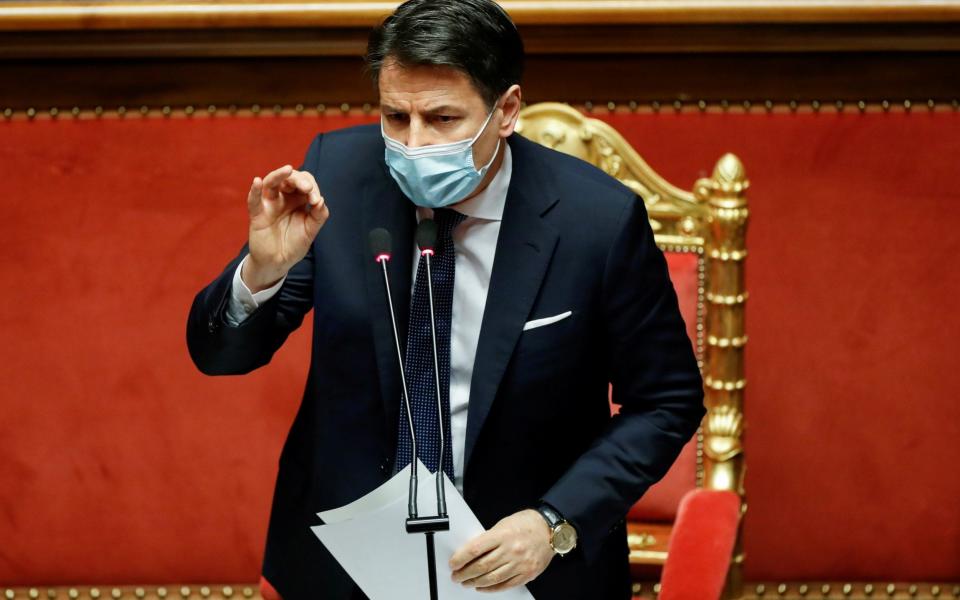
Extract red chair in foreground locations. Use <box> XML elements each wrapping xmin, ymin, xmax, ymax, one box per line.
<box><xmin>659</xmin><ymin>489</ymin><xmax>743</xmax><ymax>600</ymax></box>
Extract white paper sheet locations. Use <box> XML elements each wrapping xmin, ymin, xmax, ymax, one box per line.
<box><xmin>311</xmin><ymin>461</ymin><xmax>535</xmax><ymax>599</ymax></box>
<box><xmin>317</xmin><ymin>461</ymin><xmax>434</xmax><ymax>524</ymax></box>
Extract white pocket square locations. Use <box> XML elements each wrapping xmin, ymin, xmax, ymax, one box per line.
<box><xmin>523</xmin><ymin>310</ymin><xmax>573</xmax><ymax>331</ymax></box>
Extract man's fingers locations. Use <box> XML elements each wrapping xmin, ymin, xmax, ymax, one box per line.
<box><xmin>303</xmin><ymin>171</ymin><xmax>325</xmax><ymax>221</ymax></box>
<box><xmin>476</xmin><ymin>574</ymin><xmax>525</xmax><ymax>593</ymax></box>
<box><xmin>462</xmin><ymin>561</ymin><xmax>513</xmax><ymax>589</ymax></box>
<box><xmin>247</xmin><ymin>177</ymin><xmax>264</xmax><ymax>216</ymax></box>
<box><xmin>280</xmin><ymin>170</ymin><xmax>314</xmax><ymax>195</ymax></box>
<box><xmin>308</xmin><ymin>195</ymin><xmax>328</xmax><ymax>224</ymax></box>
<box><xmin>300</xmin><ymin>171</ymin><xmax>323</xmax><ymax>207</ymax></box>
<box><xmin>451</xmin><ymin>544</ymin><xmax>506</xmax><ymax>584</ymax></box>
<box><xmin>450</xmin><ymin>531</ymin><xmax>501</xmax><ymax>572</ymax></box>
<box><xmin>261</xmin><ymin>164</ymin><xmax>294</xmax><ymax>200</ymax></box>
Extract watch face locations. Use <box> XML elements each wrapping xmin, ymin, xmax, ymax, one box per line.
<box><xmin>552</xmin><ymin>523</ymin><xmax>577</xmax><ymax>554</ymax></box>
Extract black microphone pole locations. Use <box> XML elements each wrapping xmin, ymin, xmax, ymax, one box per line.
<box><xmin>416</xmin><ymin>219</ymin><xmax>449</xmax><ymax>519</ymax></box>
<box><xmin>368</xmin><ymin>228</ymin><xmax>419</xmax><ymax>521</ymax></box>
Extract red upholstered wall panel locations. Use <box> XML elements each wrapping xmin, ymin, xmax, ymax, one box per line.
<box><xmin>0</xmin><ymin>114</ymin><xmax>373</xmax><ymax>584</ymax></box>
<box><xmin>593</xmin><ymin>108</ymin><xmax>960</xmax><ymax>581</ymax></box>
<box><xmin>2</xmin><ymin>107</ymin><xmax>959</xmax><ymax>584</ymax></box>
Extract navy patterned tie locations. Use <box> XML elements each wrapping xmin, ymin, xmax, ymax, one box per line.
<box><xmin>396</xmin><ymin>208</ymin><xmax>466</xmax><ymax>481</ymax></box>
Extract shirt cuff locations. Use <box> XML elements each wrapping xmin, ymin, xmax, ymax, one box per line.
<box><xmin>225</xmin><ymin>255</ymin><xmax>286</xmax><ymax>326</ymax></box>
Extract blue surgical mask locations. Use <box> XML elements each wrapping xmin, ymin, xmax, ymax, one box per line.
<box><xmin>382</xmin><ymin>109</ymin><xmax>500</xmax><ymax>209</ymax></box>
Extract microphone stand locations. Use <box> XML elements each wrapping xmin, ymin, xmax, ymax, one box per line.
<box><xmin>376</xmin><ymin>254</ymin><xmax>420</xmax><ymax>521</ymax></box>
<box><xmin>370</xmin><ymin>227</ymin><xmax>448</xmax><ymax>600</ymax></box>
<box><xmin>404</xmin><ymin>245</ymin><xmax>449</xmax><ymax>600</ymax></box>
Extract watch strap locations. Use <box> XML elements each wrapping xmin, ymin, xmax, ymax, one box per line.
<box><xmin>537</xmin><ymin>504</ymin><xmax>564</xmax><ymax>529</ymax></box>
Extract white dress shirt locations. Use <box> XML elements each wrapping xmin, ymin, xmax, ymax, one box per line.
<box><xmin>227</xmin><ymin>144</ymin><xmax>513</xmax><ymax>493</ymax></box>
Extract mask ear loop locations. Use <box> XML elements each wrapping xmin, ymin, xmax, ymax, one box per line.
<box><xmin>467</xmin><ymin>106</ymin><xmax>498</xmax><ymax>145</ymax></box>
<box><xmin>470</xmin><ymin>92</ymin><xmax>510</xmax><ymax>173</ymax></box>
<box><xmin>472</xmin><ymin>137</ymin><xmax>501</xmax><ymax>175</ymax></box>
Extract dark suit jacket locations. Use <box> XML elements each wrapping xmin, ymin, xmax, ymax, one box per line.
<box><xmin>187</xmin><ymin>126</ymin><xmax>705</xmax><ymax>600</ymax></box>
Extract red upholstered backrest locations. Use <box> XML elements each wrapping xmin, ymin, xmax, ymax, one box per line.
<box><xmin>658</xmin><ymin>489</ymin><xmax>741</xmax><ymax>600</ymax></box>
<box><xmin>616</xmin><ymin>251</ymin><xmax>702</xmax><ymax>522</ymax></box>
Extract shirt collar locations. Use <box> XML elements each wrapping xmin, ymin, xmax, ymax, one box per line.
<box><xmin>416</xmin><ymin>142</ymin><xmax>511</xmax><ymax>223</ymax></box>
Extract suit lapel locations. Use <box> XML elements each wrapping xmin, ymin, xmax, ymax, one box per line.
<box><xmin>463</xmin><ymin>135</ymin><xmax>560</xmax><ymax>473</ymax></box>
<box><xmin>362</xmin><ymin>165</ymin><xmax>416</xmax><ymax>438</ymax></box>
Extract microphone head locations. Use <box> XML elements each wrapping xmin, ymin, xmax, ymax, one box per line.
<box><xmin>369</xmin><ymin>228</ymin><xmax>392</xmax><ymax>262</ymax></box>
<box><xmin>416</xmin><ymin>219</ymin><xmax>438</xmax><ymax>254</ymax></box>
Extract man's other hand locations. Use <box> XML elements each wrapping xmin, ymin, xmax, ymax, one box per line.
<box><xmin>449</xmin><ymin>509</ymin><xmax>554</xmax><ymax>592</ymax></box>
<box><xmin>243</xmin><ymin>165</ymin><xmax>329</xmax><ymax>292</ymax></box>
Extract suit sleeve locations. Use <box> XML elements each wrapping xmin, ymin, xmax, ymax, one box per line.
<box><xmin>185</xmin><ymin>134</ymin><xmax>324</xmax><ymax>376</ymax></box>
<box><xmin>540</xmin><ymin>194</ymin><xmax>706</xmax><ymax>563</ymax></box>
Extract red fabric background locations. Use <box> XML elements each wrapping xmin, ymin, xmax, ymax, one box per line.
<box><xmin>593</xmin><ymin>108</ymin><xmax>960</xmax><ymax>581</ymax></box>
<box><xmin>1</xmin><ymin>107</ymin><xmax>958</xmax><ymax>584</ymax></box>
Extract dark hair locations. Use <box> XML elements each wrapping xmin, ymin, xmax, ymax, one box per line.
<box><xmin>365</xmin><ymin>0</ymin><xmax>525</xmax><ymax>107</ymax></box>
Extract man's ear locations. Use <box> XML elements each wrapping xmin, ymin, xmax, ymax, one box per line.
<box><xmin>498</xmin><ymin>85</ymin><xmax>523</xmax><ymax>137</ymax></box>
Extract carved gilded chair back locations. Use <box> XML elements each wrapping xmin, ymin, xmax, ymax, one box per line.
<box><xmin>516</xmin><ymin>102</ymin><xmax>749</xmax><ymax>590</ymax></box>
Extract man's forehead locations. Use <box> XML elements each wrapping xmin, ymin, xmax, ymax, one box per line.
<box><xmin>379</xmin><ymin>60</ymin><xmax>483</xmax><ymax>110</ymax></box>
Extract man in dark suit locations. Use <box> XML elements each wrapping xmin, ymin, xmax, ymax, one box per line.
<box><xmin>187</xmin><ymin>1</ymin><xmax>704</xmax><ymax>598</ymax></box>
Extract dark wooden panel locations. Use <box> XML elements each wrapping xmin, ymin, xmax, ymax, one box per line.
<box><xmin>1</xmin><ymin>57</ymin><xmax>374</xmax><ymax>109</ymax></box>
<box><xmin>3</xmin><ymin>23</ymin><xmax>960</xmax><ymax>59</ymax></box>
<box><xmin>521</xmin><ymin>52</ymin><xmax>960</xmax><ymax>104</ymax></box>
<box><xmin>3</xmin><ymin>52</ymin><xmax>959</xmax><ymax>110</ymax></box>
<box><xmin>2</xmin><ymin>15</ymin><xmax>959</xmax><ymax>111</ymax></box>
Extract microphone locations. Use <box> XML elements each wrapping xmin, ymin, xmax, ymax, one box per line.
<box><xmin>415</xmin><ymin>219</ymin><xmax>448</xmax><ymax>518</ymax></box>
<box><xmin>416</xmin><ymin>219</ymin><xmax>437</xmax><ymax>256</ymax></box>
<box><xmin>368</xmin><ymin>228</ymin><xmax>419</xmax><ymax>520</ymax></box>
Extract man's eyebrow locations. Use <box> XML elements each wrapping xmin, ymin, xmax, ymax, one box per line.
<box><xmin>421</xmin><ymin>105</ymin><xmax>463</xmax><ymax>115</ymax></box>
<box><xmin>380</xmin><ymin>103</ymin><xmax>466</xmax><ymax>115</ymax></box>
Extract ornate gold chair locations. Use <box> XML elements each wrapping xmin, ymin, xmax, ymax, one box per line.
<box><xmin>516</xmin><ymin>102</ymin><xmax>749</xmax><ymax>596</ymax></box>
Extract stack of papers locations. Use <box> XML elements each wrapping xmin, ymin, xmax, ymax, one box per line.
<box><xmin>311</xmin><ymin>460</ymin><xmax>535</xmax><ymax>599</ymax></box>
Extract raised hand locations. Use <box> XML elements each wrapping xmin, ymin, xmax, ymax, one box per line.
<box><xmin>242</xmin><ymin>164</ymin><xmax>329</xmax><ymax>292</ymax></box>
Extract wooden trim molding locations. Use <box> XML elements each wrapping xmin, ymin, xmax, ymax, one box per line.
<box><xmin>4</xmin><ymin>101</ymin><xmax>958</xmax><ymax>122</ymax></box>
<box><xmin>0</xmin><ymin>586</ymin><xmax>261</xmax><ymax>600</ymax></box>
<box><xmin>2</xmin><ymin>2</ymin><xmax>958</xmax><ymax>110</ymax></box>
<box><xmin>2</xmin><ymin>0</ymin><xmax>960</xmax><ymax>32</ymax></box>
<box><xmin>4</xmin><ymin>581</ymin><xmax>959</xmax><ymax>600</ymax></box>
<box><xmin>632</xmin><ymin>581</ymin><xmax>960</xmax><ymax>599</ymax></box>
